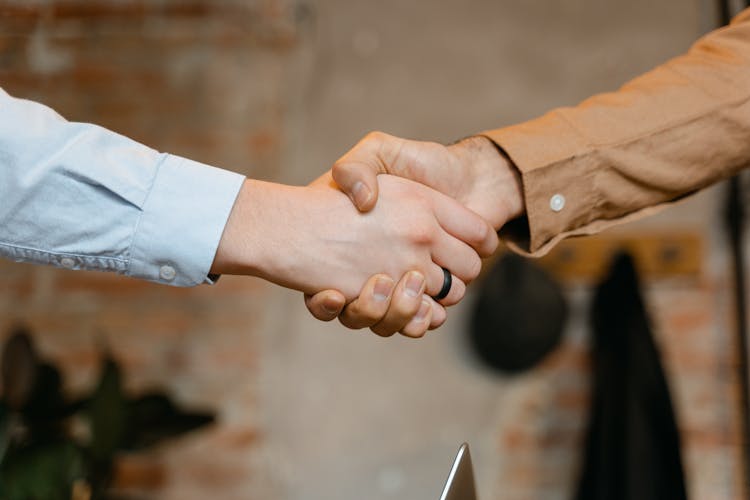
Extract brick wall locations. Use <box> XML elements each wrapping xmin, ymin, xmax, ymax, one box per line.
<box><xmin>493</xmin><ymin>266</ymin><xmax>745</xmax><ymax>498</ymax></box>
<box><xmin>0</xmin><ymin>1</ymin><xmax>298</xmax><ymax>497</ymax></box>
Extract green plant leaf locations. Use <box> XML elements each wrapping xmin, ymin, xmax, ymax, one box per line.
<box><xmin>88</xmin><ymin>359</ymin><xmax>128</xmax><ymax>462</ymax></box>
<box><xmin>126</xmin><ymin>393</ymin><xmax>214</xmax><ymax>450</ymax></box>
<box><xmin>0</xmin><ymin>440</ymin><xmax>87</xmax><ymax>500</ymax></box>
<box><xmin>2</xmin><ymin>328</ymin><xmax>38</xmax><ymax>411</ymax></box>
<box><xmin>22</xmin><ymin>363</ymin><xmax>71</xmax><ymax>441</ymax></box>
<box><xmin>0</xmin><ymin>403</ymin><xmax>8</xmax><ymax>463</ymax></box>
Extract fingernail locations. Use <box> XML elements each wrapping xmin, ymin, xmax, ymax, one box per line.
<box><xmin>405</xmin><ymin>272</ymin><xmax>425</xmax><ymax>298</ymax></box>
<box><xmin>322</xmin><ymin>300</ymin><xmax>340</xmax><ymax>315</ymax></box>
<box><xmin>415</xmin><ymin>299</ymin><xmax>430</xmax><ymax>321</ymax></box>
<box><xmin>351</xmin><ymin>182</ymin><xmax>371</xmax><ymax>209</ymax></box>
<box><xmin>373</xmin><ymin>276</ymin><xmax>393</xmax><ymax>301</ymax></box>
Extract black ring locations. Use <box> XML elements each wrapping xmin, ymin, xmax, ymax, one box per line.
<box><xmin>433</xmin><ymin>267</ymin><xmax>452</xmax><ymax>300</ymax></box>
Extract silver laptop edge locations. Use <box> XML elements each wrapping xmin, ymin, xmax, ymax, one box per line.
<box><xmin>438</xmin><ymin>443</ymin><xmax>477</xmax><ymax>500</ymax></box>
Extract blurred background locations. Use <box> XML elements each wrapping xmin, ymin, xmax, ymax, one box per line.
<box><xmin>0</xmin><ymin>0</ymin><xmax>746</xmax><ymax>498</ymax></box>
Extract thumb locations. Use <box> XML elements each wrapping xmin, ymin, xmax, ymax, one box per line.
<box><xmin>332</xmin><ymin>131</ymin><xmax>404</xmax><ymax>212</ymax></box>
<box><xmin>332</xmin><ymin>159</ymin><xmax>380</xmax><ymax>212</ymax></box>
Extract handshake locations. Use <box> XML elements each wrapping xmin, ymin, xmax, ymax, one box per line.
<box><xmin>212</xmin><ymin>132</ymin><xmax>524</xmax><ymax>339</ymax></box>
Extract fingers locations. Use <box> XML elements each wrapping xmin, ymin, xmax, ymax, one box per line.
<box><xmin>429</xmin><ymin>300</ymin><xmax>447</xmax><ymax>329</ymax></box>
<box><xmin>424</xmin><ymin>265</ymin><xmax>466</xmax><ymax>307</ymax></box>
<box><xmin>426</xmin><ymin>189</ymin><xmax>499</xmax><ymax>258</ymax></box>
<box><xmin>304</xmin><ymin>290</ymin><xmax>346</xmax><ymax>321</ymax></box>
<box><xmin>430</xmin><ymin>232</ymin><xmax>483</xmax><ymax>285</ymax></box>
<box><xmin>398</xmin><ymin>298</ymin><xmax>433</xmax><ymax>338</ymax></box>
<box><xmin>339</xmin><ymin>272</ymin><xmax>444</xmax><ymax>338</ymax></box>
<box><xmin>339</xmin><ymin>275</ymin><xmax>396</xmax><ymax>330</ymax></box>
<box><xmin>399</xmin><ymin>296</ymin><xmax>448</xmax><ymax>338</ymax></box>
<box><xmin>369</xmin><ymin>271</ymin><xmax>428</xmax><ymax>337</ymax></box>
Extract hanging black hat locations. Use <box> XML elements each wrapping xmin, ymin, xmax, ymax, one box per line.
<box><xmin>469</xmin><ymin>252</ymin><xmax>568</xmax><ymax>374</ymax></box>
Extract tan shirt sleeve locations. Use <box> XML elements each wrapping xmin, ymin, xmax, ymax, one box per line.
<box><xmin>483</xmin><ymin>8</ymin><xmax>750</xmax><ymax>257</ymax></box>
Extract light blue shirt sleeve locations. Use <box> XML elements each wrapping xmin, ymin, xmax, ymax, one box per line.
<box><xmin>0</xmin><ymin>88</ymin><xmax>245</xmax><ymax>287</ymax></box>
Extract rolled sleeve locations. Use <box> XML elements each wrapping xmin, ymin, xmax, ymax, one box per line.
<box><xmin>127</xmin><ymin>154</ymin><xmax>244</xmax><ymax>286</ymax></box>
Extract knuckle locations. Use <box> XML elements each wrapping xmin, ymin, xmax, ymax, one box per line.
<box><xmin>365</xmin><ymin>130</ymin><xmax>386</xmax><ymax>143</ymax></box>
<box><xmin>485</xmin><ymin>234</ymin><xmax>500</xmax><ymax>256</ymax></box>
<box><xmin>339</xmin><ymin>317</ymin><xmax>360</xmax><ymax>330</ymax></box>
<box><xmin>467</xmin><ymin>255</ymin><xmax>482</xmax><ymax>282</ymax></box>
<box><xmin>371</xmin><ymin>324</ymin><xmax>397</xmax><ymax>337</ymax></box>
<box><xmin>339</xmin><ymin>305</ymin><xmax>369</xmax><ymax>329</ymax></box>
<box><xmin>331</xmin><ymin>165</ymin><xmax>350</xmax><ymax>183</ymax></box>
<box><xmin>332</xmin><ymin>158</ymin><xmax>354</xmax><ymax>175</ymax></box>
<box><xmin>441</xmin><ymin>280</ymin><xmax>466</xmax><ymax>306</ymax></box>
<box><xmin>452</xmin><ymin>281</ymin><xmax>467</xmax><ymax>302</ymax></box>
<box><xmin>474</xmin><ymin>220</ymin><xmax>491</xmax><ymax>244</ymax></box>
<box><xmin>400</xmin><ymin>327</ymin><xmax>426</xmax><ymax>339</ymax></box>
<box><xmin>392</xmin><ymin>300</ymin><xmax>420</xmax><ymax>320</ymax></box>
<box><xmin>316</xmin><ymin>309</ymin><xmax>337</xmax><ymax>321</ymax></box>
<box><xmin>406</xmin><ymin>223</ymin><xmax>435</xmax><ymax>246</ymax></box>
<box><xmin>426</xmin><ymin>141</ymin><xmax>447</xmax><ymax>155</ymax></box>
<box><xmin>338</xmin><ymin>310</ymin><xmax>361</xmax><ymax>329</ymax></box>
<box><xmin>349</xmin><ymin>303</ymin><xmax>384</xmax><ymax>325</ymax></box>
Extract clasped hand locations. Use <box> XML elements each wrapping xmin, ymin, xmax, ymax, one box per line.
<box><xmin>214</xmin><ymin>131</ymin><xmax>522</xmax><ymax>338</ymax></box>
<box><xmin>304</xmin><ymin>132</ymin><xmax>524</xmax><ymax>338</ymax></box>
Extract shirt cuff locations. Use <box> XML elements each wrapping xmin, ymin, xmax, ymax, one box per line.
<box><xmin>482</xmin><ymin>112</ymin><xmax>599</xmax><ymax>256</ymax></box>
<box><xmin>483</xmin><ymin>116</ymin><xmax>677</xmax><ymax>257</ymax></box>
<box><xmin>128</xmin><ymin>154</ymin><xmax>245</xmax><ymax>286</ymax></box>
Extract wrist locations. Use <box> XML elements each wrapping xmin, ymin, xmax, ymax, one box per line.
<box><xmin>476</xmin><ymin>135</ymin><xmax>525</xmax><ymax>220</ymax></box>
<box><xmin>211</xmin><ymin>179</ymin><xmax>278</xmax><ymax>278</ymax></box>
<box><xmin>450</xmin><ymin>136</ymin><xmax>525</xmax><ymax>229</ymax></box>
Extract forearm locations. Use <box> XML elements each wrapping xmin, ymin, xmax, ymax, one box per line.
<box><xmin>483</xmin><ymin>8</ymin><xmax>750</xmax><ymax>256</ymax></box>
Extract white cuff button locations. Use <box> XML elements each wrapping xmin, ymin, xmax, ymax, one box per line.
<box><xmin>159</xmin><ymin>265</ymin><xmax>176</xmax><ymax>281</ymax></box>
<box><xmin>550</xmin><ymin>194</ymin><xmax>566</xmax><ymax>212</ymax></box>
<box><xmin>60</xmin><ymin>257</ymin><xmax>75</xmax><ymax>269</ymax></box>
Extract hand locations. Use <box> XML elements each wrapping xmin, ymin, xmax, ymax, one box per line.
<box><xmin>306</xmin><ymin>132</ymin><xmax>523</xmax><ymax>337</ymax></box>
<box><xmin>212</xmin><ymin>173</ymin><xmax>497</xmax><ymax>303</ymax></box>
<box><xmin>333</xmin><ymin>131</ymin><xmax>524</xmax><ymax>229</ymax></box>
<box><xmin>305</xmin><ymin>271</ymin><xmax>449</xmax><ymax>338</ymax></box>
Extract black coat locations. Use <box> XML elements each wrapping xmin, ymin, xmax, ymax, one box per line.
<box><xmin>576</xmin><ymin>254</ymin><xmax>687</xmax><ymax>500</ymax></box>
